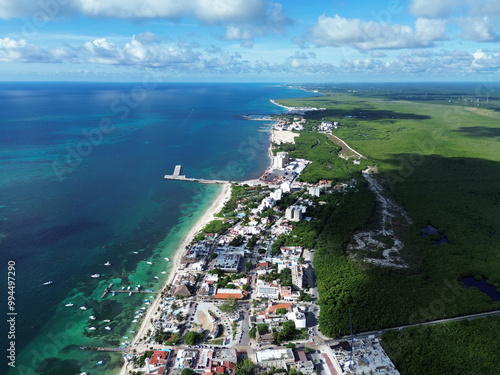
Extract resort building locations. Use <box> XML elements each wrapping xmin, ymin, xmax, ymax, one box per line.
<box><xmin>274</xmin><ymin>152</ymin><xmax>289</xmax><ymax>169</ymax></box>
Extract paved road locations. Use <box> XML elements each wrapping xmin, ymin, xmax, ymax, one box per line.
<box><xmin>331</xmin><ymin>309</ymin><xmax>500</xmax><ymax>342</ymax></box>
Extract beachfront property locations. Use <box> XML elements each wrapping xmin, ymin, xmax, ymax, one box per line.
<box><xmin>274</xmin><ymin>151</ymin><xmax>289</xmax><ymax>169</ymax></box>
<box><xmin>181</xmin><ymin>241</ymin><xmax>211</xmax><ymax>264</ymax></box>
<box><xmin>121</xmin><ymin>123</ymin><xmax>385</xmax><ymax>375</ymax></box>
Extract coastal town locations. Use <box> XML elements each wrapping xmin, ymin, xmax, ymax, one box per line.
<box><xmin>114</xmin><ymin>108</ymin><xmax>399</xmax><ymax>375</ymax></box>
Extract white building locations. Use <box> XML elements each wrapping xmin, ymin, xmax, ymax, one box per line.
<box><xmin>255</xmin><ymin>348</ymin><xmax>295</xmax><ymax>369</ymax></box>
<box><xmin>274</xmin><ymin>152</ymin><xmax>289</xmax><ymax>169</ymax></box>
<box><xmin>256</xmin><ymin>281</ymin><xmax>280</xmax><ymax>299</ymax></box>
<box><xmin>281</xmin><ymin>182</ymin><xmax>291</xmax><ymax>193</ymax></box>
<box><xmin>287</xmin><ymin>306</ymin><xmax>307</xmax><ymax>329</ymax></box>
<box><xmin>270</xmin><ymin>188</ymin><xmax>283</xmax><ymax>201</ymax></box>
<box><xmin>214</xmin><ymin>253</ymin><xmax>240</xmax><ymax>272</ymax></box>
<box><xmin>285</xmin><ymin>206</ymin><xmax>303</xmax><ymax>222</ymax></box>
<box><xmin>307</xmin><ymin>186</ymin><xmax>321</xmax><ymax>197</ymax></box>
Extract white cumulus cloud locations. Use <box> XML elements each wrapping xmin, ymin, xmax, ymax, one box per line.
<box><xmin>409</xmin><ymin>0</ymin><xmax>459</xmax><ymax>18</ymax></box>
<box><xmin>309</xmin><ymin>15</ymin><xmax>446</xmax><ymax>50</ymax></box>
<box><xmin>458</xmin><ymin>17</ymin><xmax>500</xmax><ymax>42</ymax></box>
<box><xmin>0</xmin><ymin>37</ymin><xmax>69</xmax><ymax>62</ymax></box>
<box><xmin>80</xmin><ymin>36</ymin><xmax>201</xmax><ymax>67</ymax></box>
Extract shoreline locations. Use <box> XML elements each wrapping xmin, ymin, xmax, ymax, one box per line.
<box><xmin>118</xmin><ymin>182</ymin><xmax>232</xmax><ymax>375</ymax></box>
<box><xmin>118</xmin><ymin>97</ymin><xmax>288</xmax><ymax>375</ymax></box>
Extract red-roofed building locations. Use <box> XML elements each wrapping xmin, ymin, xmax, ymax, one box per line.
<box><xmin>149</xmin><ymin>350</ymin><xmax>169</xmax><ymax>366</ymax></box>
<box><xmin>268</xmin><ymin>303</ymin><xmax>292</xmax><ymax>314</ymax></box>
<box><xmin>214</xmin><ymin>288</ymin><xmax>247</xmax><ymax>299</ymax></box>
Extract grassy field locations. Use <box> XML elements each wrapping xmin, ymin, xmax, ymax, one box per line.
<box><xmin>274</xmin><ymin>83</ymin><xmax>500</xmax><ymax>373</ymax></box>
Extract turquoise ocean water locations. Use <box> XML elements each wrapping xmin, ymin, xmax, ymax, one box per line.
<box><xmin>0</xmin><ymin>82</ymin><xmax>313</xmax><ymax>374</ymax></box>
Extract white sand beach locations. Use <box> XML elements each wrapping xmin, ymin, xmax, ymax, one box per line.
<box><xmin>119</xmin><ymin>181</ymin><xmax>232</xmax><ymax>374</ymax></box>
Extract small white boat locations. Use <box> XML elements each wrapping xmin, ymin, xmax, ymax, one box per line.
<box><xmin>135</xmin><ymin>284</ymin><xmax>141</xmax><ymax>291</ymax></box>
<box><xmin>127</xmin><ymin>286</ymin><xmax>131</xmax><ymax>290</ymax></box>
<box><xmin>146</xmin><ymin>261</ymin><xmax>153</xmax><ymax>265</ymax></box>
<box><xmin>90</xmin><ymin>274</ymin><xmax>100</xmax><ymax>278</ymax></box>
<box><xmin>164</xmin><ymin>257</ymin><xmax>170</xmax><ymax>261</ymax></box>
<box><xmin>104</xmin><ymin>326</ymin><xmax>111</xmax><ymax>330</ymax></box>
<box><xmin>133</xmin><ymin>251</ymin><xmax>139</xmax><ymax>254</ymax></box>
<box><xmin>43</xmin><ymin>281</ymin><xmax>53</xmax><ymax>285</ymax></box>
<box><xmin>103</xmin><ymin>319</ymin><xmax>111</xmax><ymax>322</ymax></box>
<box><xmin>121</xmin><ymin>286</ymin><xmax>125</xmax><ymax>290</ymax></box>
<box><xmin>132</xmin><ymin>319</ymin><xmax>138</xmax><ymax>322</ymax></box>
<box><xmin>128</xmin><ymin>292</ymin><xmax>132</xmax><ymax>296</ymax></box>
<box><xmin>89</xmin><ymin>327</ymin><xmax>96</xmax><ymax>331</ymax></box>
<box><xmin>161</xmin><ymin>271</ymin><xmax>167</xmax><ymax>274</ymax></box>
<box><xmin>65</xmin><ymin>303</ymin><xmax>74</xmax><ymax>307</ymax></box>
<box><xmin>89</xmin><ymin>316</ymin><xmax>96</xmax><ymax>320</ymax></box>
<box><xmin>96</xmin><ymin>360</ymin><xmax>105</xmax><ymax>365</ymax></box>
<box><xmin>80</xmin><ymin>306</ymin><xmax>87</xmax><ymax>310</ymax></box>
<box><xmin>154</xmin><ymin>276</ymin><xmax>159</xmax><ymax>279</ymax></box>
<box><xmin>104</xmin><ymin>261</ymin><xmax>111</xmax><ymax>266</ymax></box>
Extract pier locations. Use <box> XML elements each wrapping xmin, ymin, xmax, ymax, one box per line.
<box><xmin>164</xmin><ymin>165</ymin><xmax>233</xmax><ymax>184</ymax></box>
<box><xmin>80</xmin><ymin>346</ymin><xmax>128</xmax><ymax>352</ymax></box>
<box><xmin>173</xmin><ymin>164</ymin><xmax>183</xmax><ymax>177</ymax></box>
<box><xmin>101</xmin><ymin>283</ymin><xmax>158</xmax><ymax>299</ymax></box>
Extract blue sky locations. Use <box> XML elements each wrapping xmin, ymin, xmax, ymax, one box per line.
<box><xmin>0</xmin><ymin>0</ymin><xmax>499</xmax><ymax>82</ymax></box>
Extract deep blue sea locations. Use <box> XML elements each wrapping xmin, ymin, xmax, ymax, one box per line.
<box><xmin>0</xmin><ymin>82</ymin><xmax>313</xmax><ymax>374</ymax></box>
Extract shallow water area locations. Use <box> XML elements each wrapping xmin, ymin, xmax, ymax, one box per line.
<box><xmin>0</xmin><ymin>82</ymin><xmax>316</xmax><ymax>375</ymax></box>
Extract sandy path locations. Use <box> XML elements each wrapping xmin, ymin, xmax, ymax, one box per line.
<box><xmin>119</xmin><ymin>182</ymin><xmax>231</xmax><ymax>375</ymax></box>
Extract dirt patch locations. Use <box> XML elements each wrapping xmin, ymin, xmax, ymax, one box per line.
<box><xmin>196</xmin><ymin>310</ymin><xmax>213</xmax><ymax>331</ymax></box>
<box><xmin>326</xmin><ymin>134</ymin><xmax>363</xmax><ymax>159</ymax></box>
<box><xmin>347</xmin><ymin>167</ymin><xmax>412</xmax><ymax>268</ymax></box>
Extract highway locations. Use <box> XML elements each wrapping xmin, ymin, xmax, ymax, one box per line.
<box><xmin>330</xmin><ymin>309</ymin><xmax>500</xmax><ymax>343</ymax></box>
